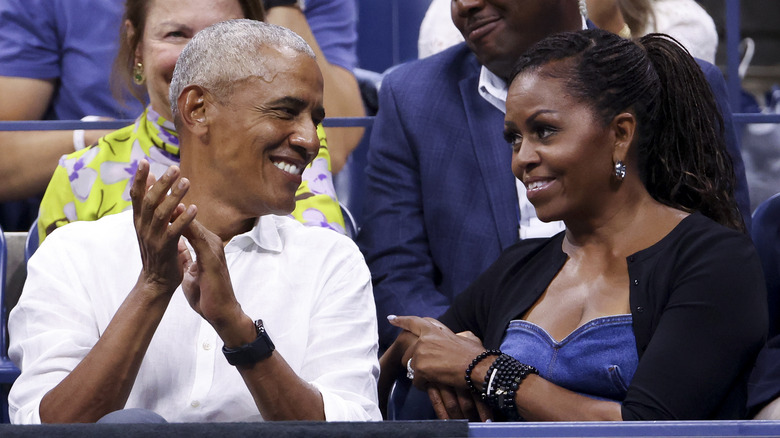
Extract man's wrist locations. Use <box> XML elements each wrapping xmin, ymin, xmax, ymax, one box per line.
<box><xmin>214</xmin><ymin>312</ymin><xmax>256</xmax><ymax>348</ymax></box>
<box><xmin>223</xmin><ymin>319</ymin><xmax>276</xmax><ymax>365</ymax></box>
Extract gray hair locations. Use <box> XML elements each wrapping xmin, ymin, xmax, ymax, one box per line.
<box><xmin>169</xmin><ymin>19</ymin><xmax>315</xmax><ymax>120</ymax></box>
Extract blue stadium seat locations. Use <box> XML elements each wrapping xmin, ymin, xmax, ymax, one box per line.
<box><xmin>24</xmin><ymin>221</ymin><xmax>38</xmax><ymax>263</ymax></box>
<box><xmin>752</xmin><ymin>192</ymin><xmax>780</xmax><ymax>339</ymax></box>
<box><xmin>0</xmin><ymin>226</ymin><xmax>22</xmax><ymax>423</ymax></box>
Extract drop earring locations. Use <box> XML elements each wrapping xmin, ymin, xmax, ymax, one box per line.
<box><xmin>614</xmin><ymin>160</ymin><xmax>626</xmax><ymax>181</ymax></box>
<box><xmin>133</xmin><ymin>62</ymin><xmax>145</xmax><ymax>85</ymax></box>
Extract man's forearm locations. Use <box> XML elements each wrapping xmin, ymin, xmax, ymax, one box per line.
<box><xmin>38</xmin><ymin>279</ymin><xmax>174</xmax><ymax>423</ymax></box>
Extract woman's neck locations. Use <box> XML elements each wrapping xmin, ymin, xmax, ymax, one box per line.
<box><xmin>562</xmin><ymin>189</ymin><xmax>688</xmax><ymax>259</ymax></box>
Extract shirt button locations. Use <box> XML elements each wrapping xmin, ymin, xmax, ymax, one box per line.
<box><xmin>202</xmin><ymin>342</ymin><xmax>212</xmax><ymax>351</ymax></box>
<box><xmin>191</xmin><ymin>400</ymin><xmax>200</xmax><ymax>408</ymax></box>
<box><xmin>633</xmin><ymin>279</ymin><xmax>639</xmax><ymax>286</ymax></box>
<box><xmin>636</xmin><ymin>306</ymin><xmax>645</xmax><ymax>313</ymax></box>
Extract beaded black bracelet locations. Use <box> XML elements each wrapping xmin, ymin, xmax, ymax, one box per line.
<box><xmin>465</xmin><ymin>349</ymin><xmax>501</xmax><ymax>394</ymax></box>
<box><xmin>482</xmin><ymin>353</ymin><xmax>539</xmax><ymax>420</ymax></box>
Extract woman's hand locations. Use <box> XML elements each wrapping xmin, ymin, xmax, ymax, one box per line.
<box><xmin>130</xmin><ymin>160</ymin><xmax>197</xmax><ymax>298</ymax></box>
<box><xmin>427</xmin><ymin>384</ymin><xmax>493</xmax><ymax>421</ymax></box>
<box><xmin>389</xmin><ymin>315</ymin><xmax>486</xmax><ymax>390</ymax></box>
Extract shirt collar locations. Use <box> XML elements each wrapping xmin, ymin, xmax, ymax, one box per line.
<box><xmin>229</xmin><ymin>215</ymin><xmax>284</xmax><ymax>253</ymax></box>
<box><xmin>477</xmin><ymin>67</ymin><xmax>508</xmax><ymax>114</ymax></box>
<box><xmin>476</xmin><ymin>15</ymin><xmax>589</xmax><ymax>113</ymax></box>
<box><xmin>182</xmin><ymin>215</ymin><xmax>283</xmax><ymax>260</ymax></box>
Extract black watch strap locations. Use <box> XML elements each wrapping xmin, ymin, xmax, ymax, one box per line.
<box><xmin>222</xmin><ymin>319</ymin><xmax>275</xmax><ymax>366</ymax></box>
<box><xmin>263</xmin><ymin>0</ymin><xmax>298</xmax><ymax>9</ymax></box>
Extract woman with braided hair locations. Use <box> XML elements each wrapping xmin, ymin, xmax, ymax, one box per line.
<box><xmin>380</xmin><ymin>28</ymin><xmax>766</xmax><ymax>421</ymax></box>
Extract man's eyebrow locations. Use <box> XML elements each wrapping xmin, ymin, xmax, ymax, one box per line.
<box><xmin>266</xmin><ymin>96</ymin><xmax>307</xmax><ymax>108</ymax></box>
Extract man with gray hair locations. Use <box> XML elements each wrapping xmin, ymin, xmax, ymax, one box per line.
<box><xmin>8</xmin><ymin>19</ymin><xmax>380</xmax><ymax>424</ymax></box>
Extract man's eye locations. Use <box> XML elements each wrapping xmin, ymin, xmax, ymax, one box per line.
<box><xmin>166</xmin><ymin>31</ymin><xmax>187</xmax><ymax>38</ymax></box>
<box><xmin>276</xmin><ymin>108</ymin><xmax>297</xmax><ymax>118</ymax></box>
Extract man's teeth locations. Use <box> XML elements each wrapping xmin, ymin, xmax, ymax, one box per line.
<box><xmin>527</xmin><ymin>181</ymin><xmax>547</xmax><ymax>191</ymax></box>
<box><xmin>273</xmin><ymin>161</ymin><xmax>301</xmax><ymax>175</ymax></box>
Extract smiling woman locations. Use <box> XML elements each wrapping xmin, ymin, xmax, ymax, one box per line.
<box><xmin>36</xmin><ymin>0</ymin><xmax>346</xmax><ymax>243</ymax></box>
<box><xmin>379</xmin><ymin>29</ymin><xmax>766</xmax><ymax>422</ymax></box>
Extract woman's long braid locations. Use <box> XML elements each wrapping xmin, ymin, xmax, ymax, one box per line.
<box><xmin>639</xmin><ymin>33</ymin><xmax>744</xmax><ymax>232</ymax></box>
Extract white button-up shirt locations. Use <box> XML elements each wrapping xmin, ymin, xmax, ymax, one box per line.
<box><xmin>9</xmin><ymin>211</ymin><xmax>380</xmax><ymax>423</ymax></box>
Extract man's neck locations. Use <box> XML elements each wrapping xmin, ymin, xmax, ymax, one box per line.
<box><xmin>181</xmin><ymin>187</ymin><xmax>256</xmax><ymax>246</ymax></box>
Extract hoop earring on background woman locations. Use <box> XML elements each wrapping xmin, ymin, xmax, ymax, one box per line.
<box><xmin>614</xmin><ymin>160</ymin><xmax>627</xmax><ymax>181</ymax></box>
<box><xmin>578</xmin><ymin>0</ymin><xmax>588</xmax><ymax>20</ymax></box>
<box><xmin>133</xmin><ymin>62</ymin><xmax>145</xmax><ymax>85</ymax></box>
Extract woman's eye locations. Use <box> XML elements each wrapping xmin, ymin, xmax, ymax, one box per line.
<box><xmin>536</xmin><ymin>125</ymin><xmax>556</xmax><ymax>140</ymax></box>
<box><xmin>503</xmin><ymin>131</ymin><xmax>522</xmax><ymax>151</ymax></box>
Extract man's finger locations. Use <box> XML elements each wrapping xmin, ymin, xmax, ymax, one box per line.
<box><xmin>140</xmin><ymin>165</ymin><xmax>181</xmax><ymax>227</ymax></box>
<box><xmin>130</xmin><ymin>159</ymin><xmax>151</xmax><ymax>215</ymax></box>
<box><xmin>456</xmin><ymin>388</ymin><xmax>479</xmax><ymax>422</ymax></box>
<box><xmin>427</xmin><ymin>386</ymin><xmax>450</xmax><ymax>420</ymax></box>
<box><xmin>168</xmin><ymin>203</ymin><xmax>197</xmax><ymax>238</ymax></box>
<box><xmin>437</xmin><ymin>386</ymin><xmax>465</xmax><ymax>419</ymax></box>
<box><xmin>150</xmin><ymin>177</ymin><xmax>190</xmax><ymax>234</ymax></box>
<box><xmin>474</xmin><ymin>393</ymin><xmax>493</xmax><ymax>422</ymax></box>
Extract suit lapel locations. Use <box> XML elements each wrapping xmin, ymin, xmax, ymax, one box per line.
<box><xmin>459</xmin><ymin>61</ymin><xmax>519</xmax><ymax>250</ymax></box>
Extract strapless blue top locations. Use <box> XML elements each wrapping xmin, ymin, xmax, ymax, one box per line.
<box><xmin>499</xmin><ymin>314</ymin><xmax>638</xmax><ymax>401</ymax></box>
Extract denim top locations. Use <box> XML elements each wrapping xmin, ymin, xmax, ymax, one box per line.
<box><xmin>499</xmin><ymin>315</ymin><xmax>638</xmax><ymax>401</ymax></box>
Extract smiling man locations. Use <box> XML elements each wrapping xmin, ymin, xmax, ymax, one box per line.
<box><xmin>8</xmin><ymin>20</ymin><xmax>380</xmax><ymax>424</ymax></box>
<box><xmin>358</xmin><ymin>0</ymin><xmax>751</xmax><ymax>356</ymax></box>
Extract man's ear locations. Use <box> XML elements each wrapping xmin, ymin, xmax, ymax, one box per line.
<box><xmin>611</xmin><ymin>111</ymin><xmax>637</xmax><ymax>164</ymax></box>
<box><xmin>178</xmin><ymin>85</ymin><xmax>208</xmax><ymax>137</ymax></box>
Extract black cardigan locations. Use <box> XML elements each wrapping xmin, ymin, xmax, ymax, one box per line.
<box><xmin>439</xmin><ymin>213</ymin><xmax>767</xmax><ymax>420</ymax></box>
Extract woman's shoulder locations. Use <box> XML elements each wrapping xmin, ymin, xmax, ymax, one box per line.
<box><xmin>636</xmin><ymin>213</ymin><xmax>753</xmax><ymax>260</ymax></box>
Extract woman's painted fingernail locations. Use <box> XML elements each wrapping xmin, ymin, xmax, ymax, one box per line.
<box><xmin>387</xmin><ymin>315</ymin><xmax>397</xmax><ymax>321</ymax></box>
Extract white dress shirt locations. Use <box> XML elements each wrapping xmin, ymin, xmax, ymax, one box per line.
<box><xmin>9</xmin><ymin>210</ymin><xmax>381</xmax><ymax>423</ymax></box>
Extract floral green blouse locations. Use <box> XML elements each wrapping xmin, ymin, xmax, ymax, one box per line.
<box><xmin>38</xmin><ymin>106</ymin><xmax>345</xmax><ymax>242</ymax></box>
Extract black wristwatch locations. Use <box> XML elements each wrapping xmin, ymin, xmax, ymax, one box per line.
<box><xmin>263</xmin><ymin>0</ymin><xmax>300</xmax><ymax>10</ymax></box>
<box><xmin>222</xmin><ymin>319</ymin><xmax>275</xmax><ymax>366</ymax></box>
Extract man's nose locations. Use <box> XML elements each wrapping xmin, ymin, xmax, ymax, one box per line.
<box><xmin>453</xmin><ymin>0</ymin><xmax>485</xmax><ymax>17</ymax></box>
<box><xmin>289</xmin><ymin>122</ymin><xmax>321</xmax><ymax>163</ymax></box>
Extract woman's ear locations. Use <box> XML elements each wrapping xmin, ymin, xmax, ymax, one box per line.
<box><xmin>611</xmin><ymin>111</ymin><xmax>637</xmax><ymax>164</ymax></box>
<box><xmin>178</xmin><ymin>85</ymin><xmax>208</xmax><ymax>137</ymax></box>
<box><xmin>126</xmin><ymin>20</ymin><xmax>141</xmax><ymax>63</ymax></box>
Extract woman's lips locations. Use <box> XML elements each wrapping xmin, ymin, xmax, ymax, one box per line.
<box><xmin>525</xmin><ymin>178</ymin><xmax>555</xmax><ymax>200</ymax></box>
